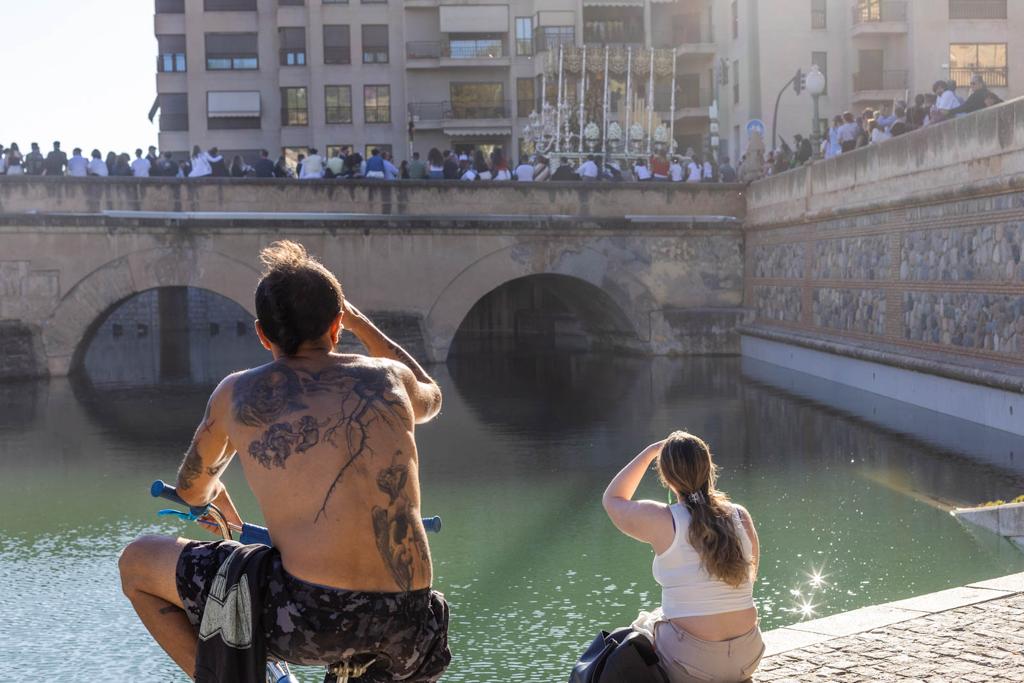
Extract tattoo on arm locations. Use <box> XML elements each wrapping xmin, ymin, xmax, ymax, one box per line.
<box><xmin>178</xmin><ymin>442</ymin><xmax>203</xmax><ymax>491</ymax></box>
<box><xmin>385</xmin><ymin>339</ymin><xmax>434</xmax><ymax>386</ymax></box>
<box><xmin>158</xmin><ymin>605</ymin><xmax>180</xmax><ymax>616</ymax></box>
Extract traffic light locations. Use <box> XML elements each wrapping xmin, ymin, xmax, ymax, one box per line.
<box><xmin>793</xmin><ymin>68</ymin><xmax>806</xmax><ymax>95</ymax></box>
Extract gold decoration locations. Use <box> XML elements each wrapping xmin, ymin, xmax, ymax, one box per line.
<box><xmin>564</xmin><ymin>46</ymin><xmax>582</xmax><ymax>74</ymax></box>
<box><xmin>654</xmin><ymin>49</ymin><xmax>674</xmax><ymax>78</ymax></box>
<box><xmin>586</xmin><ymin>46</ymin><xmax>604</xmax><ymax>74</ymax></box>
<box><xmin>608</xmin><ymin>46</ymin><xmax>628</xmax><ymax>76</ymax></box>
<box><xmin>631</xmin><ymin>50</ymin><xmax>651</xmax><ymax>78</ymax></box>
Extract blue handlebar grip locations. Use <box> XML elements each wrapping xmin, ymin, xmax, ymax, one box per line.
<box><xmin>422</xmin><ymin>516</ymin><xmax>442</xmax><ymax>534</ymax></box>
<box><xmin>150</xmin><ymin>480</ymin><xmax>210</xmax><ymax>518</ymax></box>
<box><xmin>151</xmin><ymin>480</ymin><xmax>187</xmax><ymax>506</ymax></box>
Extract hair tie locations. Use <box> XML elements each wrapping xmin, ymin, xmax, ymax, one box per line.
<box><xmin>686</xmin><ymin>491</ymin><xmax>705</xmax><ymax>505</ymax></box>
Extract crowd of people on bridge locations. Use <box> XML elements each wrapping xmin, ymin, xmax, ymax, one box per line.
<box><xmin>0</xmin><ymin>139</ymin><xmax>737</xmax><ymax>185</ymax></box>
<box><xmin>759</xmin><ymin>74</ymin><xmax>1004</xmax><ymax>177</ymax></box>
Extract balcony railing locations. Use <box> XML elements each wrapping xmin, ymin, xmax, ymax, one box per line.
<box><xmin>852</xmin><ymin>1</ymin><xmax>908</xmax><ymax>24</ymax></box>
<box><xmin>409</xmin><ymin>100</ymin><xmax>511</xmax><ymax>120</ymax></box>
<box><xmin>406</xmin><ymin>41</ymin><xmax>441</xmax><ymax>59</ymax></box>
<box><xmin>443</xmin><ymin>39</ymin><xmax>506</xmax><ymax>59</ymax></box>
<box><xmin>853</xmin><ymin>69</ymin><xmax>908</xmax><ymax>92</ymax></box>
<box><xmin>949</xmin><ymin>0</ymin><xmax>1007</xmax><ymax>19</ymax></box>
<box><xmin>534</xmin><ymin>33</ymin><xmax>576</xmax><ymax>53</ymax></box>
<box><xmin>950</xmin><ymin>66</ymin><xmax>1008</xmax><ymax>87</ymax></box>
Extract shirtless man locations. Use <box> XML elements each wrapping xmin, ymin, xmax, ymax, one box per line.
<box><xmin>118</xmin><ymin>241</ymin><xmax>450</xmax><ymax>680</ymax></box>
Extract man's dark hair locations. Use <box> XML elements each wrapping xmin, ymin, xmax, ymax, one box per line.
<box><xmin>260</xmin><ymin>149</ymin><xmax>269</xmax><ymax>158</ymax></box>
<box><xmin>371</xmin><ymin>148</ymin><xmax>380</xmax><ymax>156</ymax></box>
<box><xmin>53</xmin><ymin>141</ymin><xmax>61</xmax><ymax>149</ymax></box>
<box><xmin>255</xmin><ymin>241</ymin><xmax>344</xmax><ymax>356</ymax></box>
<box><xmin>413</xmin><ymin>152</ymin><xmax>420</xmax><ymax>159</ymax></box>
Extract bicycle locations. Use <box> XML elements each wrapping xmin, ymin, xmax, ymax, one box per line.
<box><xmin>149</xmin><ymin>480</ymin><xmax>442</xmax><ymax>683</ymax></box>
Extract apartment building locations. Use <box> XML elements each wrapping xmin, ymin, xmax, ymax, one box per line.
<box><xmin>714</xmin><ymin>0</ymin><xmax>1023</xmax><ymax>163</ymax></box>
<box><xmin>152</xmin><ymin>0</ymin><xmax>717</xmax><ymax>164</ymax></box>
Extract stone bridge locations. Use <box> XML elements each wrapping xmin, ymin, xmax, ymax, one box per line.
<box><xmin>0</xmin><ymin>178</ymin><xmax>747</xmax><ymax>377</ymax></box>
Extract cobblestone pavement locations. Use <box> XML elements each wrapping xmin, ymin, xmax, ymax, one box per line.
<box><xmin>756</xmin><ymin>592</ymin><xmax>1024</xmax><ymax>682</ymax></box>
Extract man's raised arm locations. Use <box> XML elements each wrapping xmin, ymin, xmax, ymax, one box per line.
<box><xmin>343</xmin><ymin>301</ymin><xmax>442</xmax><ymax>423</ymax></box>
<box><xmin>175</xmin><ymin>378</ymin><xmax>241</xmax><ymax>524</ymax></box>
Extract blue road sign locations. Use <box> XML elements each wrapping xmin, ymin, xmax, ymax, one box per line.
<box><xmin>746</xmin><ymin>119</ymin><xmax>766</xmax><ymax>139</ymax></box>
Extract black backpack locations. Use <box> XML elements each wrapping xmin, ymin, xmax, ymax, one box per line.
<box><xmin>569</xmin><ymin>626</ymin><xmax>669</xmax><ymax>683</ymax></box>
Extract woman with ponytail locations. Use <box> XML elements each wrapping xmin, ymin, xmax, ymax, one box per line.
<box><xmin>602</xmin><ymin>431</ymin><xmax>763</xmax><ymax>682</ymax></box>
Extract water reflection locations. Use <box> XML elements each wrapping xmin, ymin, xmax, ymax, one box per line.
<box><xmin>1</xmin><ymin>350</ymin><xmax>1023</xmax><ymax>682</ymax></box>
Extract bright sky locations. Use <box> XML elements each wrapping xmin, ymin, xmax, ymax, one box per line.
<box><xmin>1</xmin><ymin>0</ymin><xmax>158</xmax><ymax>154</ymax></box>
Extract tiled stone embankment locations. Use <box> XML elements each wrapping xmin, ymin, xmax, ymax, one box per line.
<box><xmin>813</xmin><ymin>236</ymin><xmax>891</xmax><ymax>281</ymax></box>
<box><xmin>754</xmin><ymin>243</ymin><xmax>805</xmax><ymax>279</ymax></box>
<box><xmin>757</xmin><ymin>573</ymin><xmax>1024</xmax><ymax>682</ymax></box>
<box><xmin>813</xmin><ymin>289</ymin><xmax>886</xmax><ymax>336</ymax></box>
<box><xmin>753</xmin><ymin>286</ymin><xmax>802</xmax><ymax>323</ymax></box>
<box><xmin>903</xmin><ymin>292</ymin><xmax>1024</xmax><ymax>354</ymax></box>
<box><xmin>901</xmin><ymin>224</ymin><xmax>1024</xmax><ymax>282</ymax></box>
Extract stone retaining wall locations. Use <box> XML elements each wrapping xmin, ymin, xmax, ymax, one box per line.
<box><xmin>744</xmin><ymin>99</ymin><xmax>1024</xmax><ymax>388</ymax></box>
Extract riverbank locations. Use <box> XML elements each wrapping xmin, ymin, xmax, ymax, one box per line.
<box><xmin>758</xmin><ymin>571</ymin><xmax>1024</xmax><ymax>680</ymax></box>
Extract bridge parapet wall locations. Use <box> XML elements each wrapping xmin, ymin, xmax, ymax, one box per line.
<box><xmin>743</xmin><ymin>97</ymin><xmax>1024</xmax><ymax>432</ymax></box>
<box><xmin>0</xmin><ymin>176</ymin><xmax>746</xmax><ymax>219</ymax></box>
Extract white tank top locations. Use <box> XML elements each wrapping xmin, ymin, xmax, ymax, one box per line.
<box><xmin>652</xmin><ymin>503</ymin><xmax>755</xmax><ymax>618</ymax></box>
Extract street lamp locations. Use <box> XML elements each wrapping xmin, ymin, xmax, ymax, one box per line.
<box><xmin>805</xmin><ymin>65</ymin><xmax>827</xmax><ymax>159</ymax></box>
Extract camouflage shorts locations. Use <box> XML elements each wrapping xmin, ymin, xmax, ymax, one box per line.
<box><xmin>176</xmin><ymin>540</ymin><xmax>451</xmax><ymax>682</ymax></box>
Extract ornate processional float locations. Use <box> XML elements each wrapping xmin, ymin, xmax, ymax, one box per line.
<box><xmin>521</xmin><ymin>45</ymin><xmax>682</xmax><ymax>166</ymax></box>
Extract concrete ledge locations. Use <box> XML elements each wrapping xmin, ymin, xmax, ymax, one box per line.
<box><xmin>739</xmin><ymin>325</ymin><xmax>1024</xmax><ymax>395</ymax></box>
<box><xmin>762</xmin><ymin>571</ymin><xmax>1024</xmax><ymax>658</ymax></box>
<box><xmin>954</xmin><ymin>502</ymin><xmax>1024</xmax><ymax>538</ymax></box>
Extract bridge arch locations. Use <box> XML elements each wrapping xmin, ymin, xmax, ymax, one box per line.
<box><xmin>42</xmin><ymin>248</ymin><xmax>260</xmax><ymax>375</ymax></box>
<box><xmin>424</xmin><ymin>240</ymin><xmax>657</xmax><ymax>360</ymax></box>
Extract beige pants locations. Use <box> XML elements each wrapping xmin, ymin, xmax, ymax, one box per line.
<box><xmin>653</xmin><ymin>621</ymin><xmax>765</xmax><ymax>683</ymax></box>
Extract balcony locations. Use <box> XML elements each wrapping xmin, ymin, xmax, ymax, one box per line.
<box><xmin>950</xmin><ymin>66</ymin><xmax>1008</xmax><ymax>88</ymax></box>
<box><xmin>851</xmin><ymin>1</ymin><xmax>909</xmax><ymax>36</ymax></box>
<box><xmin>405</xmin><ymin>39</ymin><xmax>509</xmax><ymax>68</ymax></box>
<box><xmin>653</xmin><ymin>14</ymin><xmax>715</xmax><ymax>57</ymax></box>
<box><xmin>408</xmin><ymin>100</ymin><xmax>513</xmax><ymax>130</ymax></box>
<box><xmin>949</xmin><ymin>0</ymin><xmax>1007</xmax><ymax>19</ymax></box>
<box><xmin>852</xmin><ymin>69</ymin><xmax>908</xmax><ymax>102</ymax></box>
<box><xmin>672</xmin><ymin>88</ymin><xmax>713</xmax><ymax>120</ymax></box>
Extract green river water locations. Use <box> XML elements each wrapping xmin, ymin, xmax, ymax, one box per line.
<box><xmin>2</xmin><ymin>350</ymin><xmax>1024</xmax><ymax>681</ymax></box>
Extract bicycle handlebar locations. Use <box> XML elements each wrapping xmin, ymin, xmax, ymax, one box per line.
<box><xmin>150</xmin><ymin>480</ymin><xmax>441</xmax><ymax>546</ymax></box>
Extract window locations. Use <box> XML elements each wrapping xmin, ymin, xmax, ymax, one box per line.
<box><xmin>811</xmin><ymin>51</ymin><xmax>828</xmax><ymax>94</ymax></box>
<box><xmin>949</xmin><ymin>43</ymin><xmax>1008</xmax><ymax>86</ymax></box>
<box><xmin>583</xmin><ymin>7</ymin><xmax>644</xmax><ymax>44</ymax></box>
<box><xmin>326</xmin><ymin>145</ymin><xmax>351</xmax><ymax>159</ymax></box>
<box><xmin>362</xmin><ymin>25</ymin><xmax>389</xmax><ymax>64</ymax></box>
<box><xmin>446</xmin><ymin>34</ymin><xmax>504</xmax><ymax>59</ymax></box>
<box><xmin>322</xmin><ymin>0</ymin><xmax>348</xmax><ymax>3</ymax></box>
<box><xmin>204</xmin><ymin>0</ymin><xmax>257</xmax><ymax>10</ymax></box>
<box><xmin>364</xmin><ymin>144</ymin><xmax>393</xmax><ymax>158</ymax></box>
<box><xmin>159</xmin><ymin>93</ymin><xmax>188</xmax><ymax>131</ymax></box>
<box><xmin>811</xmin><ymin>0</ymin><xmax>827</xmax><ymax>28</ymax></box>
<box><xmin>205</xmin><ymin>33</ymin><xmax>259</xmax><ymax>70</ymax></box>
<box><xmin>949</xmin><ymin>0</ymin><xmax>1006</xmax><ymax>19</ymax></box>
<box><xmin>363</xmin><ymin>85</ymin><xmax>391</xmax><ymax>123</ymax></box>
<box><xmin>450</xmin><ymin>82</ymin><xmax>505</xmax><ymax>118</ymax></box>
<box><xmin>281</xmin><ymin>87</ymin><xmax>308</xmax><ymax>126</ymax></box>
<box><xmin>279</xmin><ymin>0</ymin><xmax>304</xmax><ymax>5</ymax></box>
<box><xmin>731</xmin><ymin>1</ymin><xmax>738</xmax><ymax>38</ymax></box>
<box><xmin>157</xmin><ymin>35</ymin><xmax>186</xmax><ymax>72</ymax></box>
<box><xmin>279</xmin><ymin>27</ymin><xmax>306</xmax><ymax>66</ymax></box>
<box><xmin>325</xmin><ymin>86</ymin><xmax>353</xmax><ymax>124</ymax></box>
<box><xmin>536</xmin><ymin>26</ymin><xmax>574</xmax><ymax>52</ymax></box>
<box><xmin>156</xmin><ymin>0</ymin><xmax>184</xmax><ymax>13</ymax></box>
<box><xmin>732</xmin><ymin>60</ymin><xmax>740</xmax><ymax>104</ymax></box>
<box><xmin>324</xmin><ymin>25</ymin><xmax>351</xmax><ymax>64</ymax></box>
<box><xmin>516</xmin><ymin>78</ymin><xmax>535</xmax><ymax>117</ymax></box>
<box><xmin>515</xmin><ymin>17</ymin><xmax>533</xmax><ymax>56</ymax></box>
<box><xmin>283</xmin><ymin>147</ymin><xmax>309</xmax><ymax>172</ymax></box>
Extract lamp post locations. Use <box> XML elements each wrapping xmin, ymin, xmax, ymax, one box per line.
<box><xmin>805</xmin><ymin>65</ymin><xmax>827</xmax><ymax>159</ymax></box>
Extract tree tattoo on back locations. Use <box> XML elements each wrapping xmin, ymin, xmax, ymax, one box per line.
<box><xmin>231</xmin><ymin>362</ymin><xmax>407</xmax><ymax>521</ymax></box>
<box><xmin>372</xmin><ymin>451</ymin><xmax>430</xmax><ymax>591</ymax></box>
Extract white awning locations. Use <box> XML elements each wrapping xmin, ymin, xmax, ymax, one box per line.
<box><xmin>207</xmin><ymin>91</ymin><xmax>261</xmax><ymax>118</ymax></box>
<box><xmin>443</xmin><ymin>127</ymin><xmax>512</xmax><ymax>137</ymax></box>
<box><xmin>440</xmin><ymin>5</ymin><xmax>508</xmax><ymax>33</ymax></box>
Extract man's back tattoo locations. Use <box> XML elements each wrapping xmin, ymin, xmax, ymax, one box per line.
<box><xmin>232</xmin><ymin>363</ymin><xmax>407</xmax><ymax>521</ymax></box>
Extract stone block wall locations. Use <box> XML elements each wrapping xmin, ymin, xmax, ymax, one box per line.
<box><xmin>744</xmin><ymin>188</ymin><xmax>1024</xmax><ymax>370</ymax></box>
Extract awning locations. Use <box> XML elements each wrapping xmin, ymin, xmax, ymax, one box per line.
<box><xmin>207</xmin><ymin>91</ymin><xmax>261</xmax><ymax>118</ymax></box>
<box><xmin>440</xmin><ymin>5</ymin><xmax>508</xmax><ymax>33</ymax></box>
<box><xmin>148</xmin><ymin>95</ymin><xmax>160</xmax><ymax>123</ymax></box>
<box><xmin>443</xmin><ymin>127</ymin><xmax>512</xmax><ymax>137</ymax></box>
<box><xmin>583</xmin><ymin>0</ymin><xmax>644</xmax><ymax>6</ymax></box>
